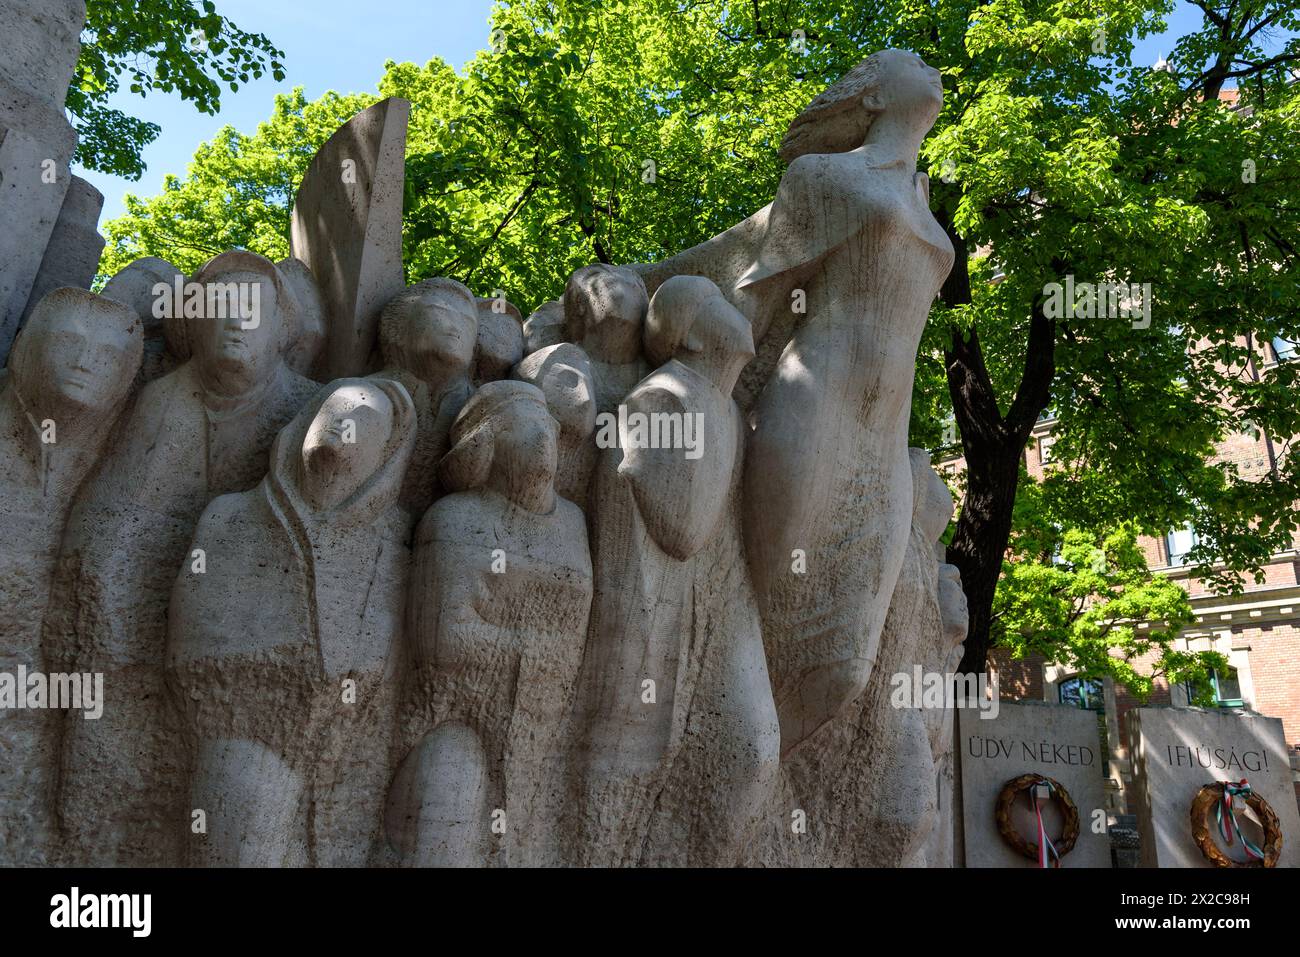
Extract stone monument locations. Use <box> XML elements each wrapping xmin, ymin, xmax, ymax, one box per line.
<box><xmin>0</xmin><ymin>48</ymin><xmax>987</xmax><ymax>868</ymax></box>
<box><xmin>957</xmin><ymin>700</ymin><xmax>1112</xmax><ymax>867</ymax></box>
<box><xmin>1127</xmin><ymin>707</ymin><xmax>1300</xmax><ymax>868</ymax></box>
<box><xmin>0</xmin><ymin>0</ymin><xmax>99</xmax><ymax>361</ymax></box>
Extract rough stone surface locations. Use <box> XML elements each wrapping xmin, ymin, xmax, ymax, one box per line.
<box><xmin>99</xmin><ymin>256</ymin><xmax>188</xmax><ymax>386</ymax></box>
<box><xmin>168</xmin><ymin>378</ymin><xmax>415</xmax><ymax>866</ymax></box>
<box><xmin>43</xmin><ymin>252</ymin><xmax>318</xmax><ymax>866</ymax></box>
<box><xmin>1127</xmin><ymin>707</ymin><xmax>1300</xmax><ymax>868</ymax></box>
<box><xmin>744</xmin><ymin>450</ymin><xmax>967</xmax><ymax>866</ymax></box>
<box><xmin>0</xmin><ymin>288</ymin><xmax>140</xmax><ymax>867</ymax></box>
<box><xmin>397</xmin><ymin>381</ymin><xmax>592</xmax><ymax>866</ymax></box>
<box><xmin>0</xmin><ymin>0</ymin><xmax>85</xmax><ymax>360</ymax></box>
<box><xmin>957</xmin><ymin>701</ymin><xmax>1112</xmax><ymax>867</ymax></box>
<box><xmin>637</xmin><ymin>51</ymin><xmax>955</xmax><ymax>759</ymax></box>
<box><xmin>19</xmin><ymin>175</ymin><xmax>105</xmax><ymax>327</ymax></box>
<box><xmin>0</xmin><ymin>125</ymin><xmax>71</xmax><ymax>358</ymax></box>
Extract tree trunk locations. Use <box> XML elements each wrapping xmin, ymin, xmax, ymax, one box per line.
<box><xmin>934</xmin><ymin>209</ymin><xmax>1057</xmax><ymax>675</ymax></box>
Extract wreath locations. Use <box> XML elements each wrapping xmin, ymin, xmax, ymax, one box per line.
<box><xmin>1190</xmin><ymin>780</ymin><xmax>1282</xmax><ymax>868</ymax></box>
<box><xmin>995</xmin><ymin>773</ymin><xmax>1080</xmax><ymax>867</ymax></box>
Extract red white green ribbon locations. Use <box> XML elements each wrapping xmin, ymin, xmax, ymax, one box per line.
<box><xmin>1030</xmin><ymin>778</ymin><xmax>1061</xmax><ymax>869</ymax></box>
<box><xmin>1215</xmin><ymin>779</ymin><xmax>1266</xmax><ymax>861</ymax></box>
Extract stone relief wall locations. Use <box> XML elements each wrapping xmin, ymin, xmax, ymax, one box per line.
<box><xmin>0</xmin><ymin>25</ymin><xmax>972</xmax><ymax>867</ymax></box>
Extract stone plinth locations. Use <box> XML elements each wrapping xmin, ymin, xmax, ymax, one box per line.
<box><xmin>1127</xmin><ymin>707</ymin><xmax>1300</xmax><ymax>868</ymax></box>
<box><xmin>957</xmin><ymin>701</ymin><xmax>1112</xmax><ymax>867</ymax></box>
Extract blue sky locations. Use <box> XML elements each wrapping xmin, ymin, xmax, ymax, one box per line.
<box><xmin>77</xmin><ymin>0</ymin><xmax>1215</xmax><ymax>223</ymax></box>
<box><xmin>77</xmin><ymin>0</ymin><xmax>498</xmax><ymax>220</ymax></box>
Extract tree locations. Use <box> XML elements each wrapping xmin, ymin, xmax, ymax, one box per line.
<box><xmin>72</xmin><ymin>0</ymin><xmax>285</xmax><ymax>178</ymax></box>
<box><xmin>993</xmin><ymin>467</ymin><xmax>1215</xmax><ymax>702</ymax></box>
<box><xmin>98</xmin><ymin>88</ymin><xmax>375</xmax><ymax>278</ymax></box>
<box><xmin>98</xmin><ymin>0</ymin><xmax>1300</xmax><ymax>684</ymax></box>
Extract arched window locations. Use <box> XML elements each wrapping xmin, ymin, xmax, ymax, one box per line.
<box><xmin>1058</xmin><ymin>675</ymin><xmax>1105</xmax><ymax>711</ymax></box>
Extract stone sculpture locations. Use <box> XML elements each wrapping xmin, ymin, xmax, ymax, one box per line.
<box><xmin>99</xmin><ymin>255</ymin><xmax>188</xmax><ymax>385</ymax></box>
<box><xmin>511</xmin><ymin>343</ymin><xmax>597</xmax><ymax>511</ymax></box>
<box><xmin>290</xmin><ymin>97</ymin><xmax>410</xmax><ymax>380</ymax></box>
<box><xmin>561</xmin><ymin>264</ymin><xmax>650</xmax><ymax>414</ymax></box>
<box><xmin>638</xmin><ymin>50</ymin><xmax>955</xmax><ymax>757</ymax></box>
<box><xmin>522</xmin><ymin>298</ymin><xmax>565</xmax><ymax>354</ymax></box>
<box><xmin>0</xmin><ymin>49</ymin><xmax>975</xmax><ymax>869</ymax></box>
<box><xmin>745</xmin><ymin>450</ymin><xmax>965</xmax><ymax>867</ymax></box>
<box><xmin>569</xmin><ymin>276</ymin><xmax>779</xmax><ymax>866</ymax></box>
<box><xmin>167</xmin><ymin>378</ymin><xmax>416</xmax><ymax>866</ymax></box>
<box><xmin>0</xmin><ymin>0</ymin><xmax>87</xmax><ymax>361</ymax></box>
<box><xmin>18</xmin><ymin>176</ymin><xmax>105</xmax><ymax>329</ymax></box>
<box><xmin>43</xmin><ymin>250</ymin><xmax>318</xmax><ymax>866</ymax></box>
<box><xmin>0</xmin><ymin>288</ymin><xmax>141</xmax><ymax>866</ymax></box>
<box><xmin>395</xmin><ymin>381</ymin><xmax>592</xmax><ymax>866</ymax></box>
<box><xmin>473</xmin><ymin>296</ymin><xmax>524</xmax><ymax>385</ymax></box>
<box><xmin>371</xmin><ymin>277</ymin><xmax>478</xmax><ymax>514</ymax></box>
<box><xmin>277</xmin><ymin>257</ymin><xmax>328</xmax><ymax>379</ymax></box>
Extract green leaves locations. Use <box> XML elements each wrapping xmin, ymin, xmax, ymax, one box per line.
<box><xmin>98</xmin><ymin>88</ymin><xmax>375</xmax><ymax>278</ymax></box>
<box><xmin>71</xmin><ymin>0</ymin><xmax>286</xmax><ymax>178</ymax></box>
<box><xmin>995</xmin><ymin>471</ymin><xmax>1211</xmax><ymax>702</ymax></box>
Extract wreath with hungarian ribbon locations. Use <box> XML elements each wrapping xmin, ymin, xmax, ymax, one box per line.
<box><xmin>1190</xmin><ymin>779</ymin><xmax>1283</xmax><ymax>868</ymax></box>
<box><xmin>995</xmin><ymin>773</ymin><xmax>1080</xmax><ymax>868</ymax></box>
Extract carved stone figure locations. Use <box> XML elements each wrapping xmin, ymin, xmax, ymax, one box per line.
<box><xmin>167</xmin><ymin>378</ymin><xmax>415</xmax><ymax>866</ymax></box>
<box><xmin>744</xmin><ymin>450</ymin><xmax>966</xmax><ymax>867</ymax></box>
<box><xmin>394</xmin><ymin>381</ymin><xmax>592</xmax><ymax>867</ymax></box>
<box><xmin>0</xmin><ymin>48</ymin><xmax>975</xmax><ymax>870</ymax></box>
<box><xmin>99</xmin><ymin>255</ymin><xmax>187</xmax><ymax>385</ymax></box>
<box><xmin>562</xmin><ymin>264</ymin><xmax>650</xmax><ymax>413</ymax></box>
<box><xmin>522</xmin><ymin>298</ymin><xmax>565</xmax><ymax>355</ymax></box>
<box><xmin>473</xmin><ymin>297</ymin><xmax>524</xmax><ymax>385</ymax></box>
<box><xmin>0</xmin><ymin>288</ymin><xmax>141</xmax><ymax>866</ymax></box>
<box><xmin>372</xmin><ymin>277</ymin><xmax>478</xmax><ymax>514</ymax></box>
<box><xmin>569</xmin><ymin>275</ymin><xmax>779</xmax><ymax>867</ymax></box>
<box><xmin>511</xmin><ymin>343</ymin><xmax>596</xmax><ymax>511</ymax></box>
<box><xmin>637</xmin><ymin>50</ymin><xmax>954</xmax><ymax>757</ymax></box>
<box><xmin>277</xmin><ymin>257</ymin><xmax>327</xmax><ymax>379</ymax></box>
<box><xmin>44</xmin><ymin>250</ymin><xmax>318</xmax><ymax>866</ymax></box>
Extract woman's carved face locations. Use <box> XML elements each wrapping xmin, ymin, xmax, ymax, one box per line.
<box><xmin>192</xmin><ymin>269</ymin><xmax>283</xmax><ymax>390</ymax></box>
<box><xmin>404</xmin><ymin>290</ymin><xmax>478</xmax><ymax>380</ymax></box>
<box><xmin>870</xmin><ymin>50</ymin><xmax>944</xmax><ymax>128</ymax></box>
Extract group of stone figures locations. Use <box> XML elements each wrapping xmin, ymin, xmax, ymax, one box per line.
<box><xmin>0</xmin><ymin>49</ymin><xmax>970</xmax><ymax>867</ymax></box>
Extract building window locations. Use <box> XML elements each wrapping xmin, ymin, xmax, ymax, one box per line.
<box><xmin>1184</xmin><ymin>666</ymin><xmax>1245</xmax><ymax>708</ymax></box>
<box><xmin>1211</xmin><ymin>666</ymin><xmax>1244</xmax><ymax>707</ymax></box>
<box><xmin>1038</xmin><ymin>435</ymin><xmax>1056</xmax><ymax>464</ymax></box>
<box><xmin>1165</xmin><ymin>525</ymin><xmax>1198</xmax><ymax>567</ymax></box>
<box><xmin>1273</xmin><ymin>336</ymin><xmax>1298</xmax><ymax>362</ymax></box>
<box><xmin>1058</xmin><ymin>675</ymin><xmax>1105</xmax><ymax>711</ymax></box>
